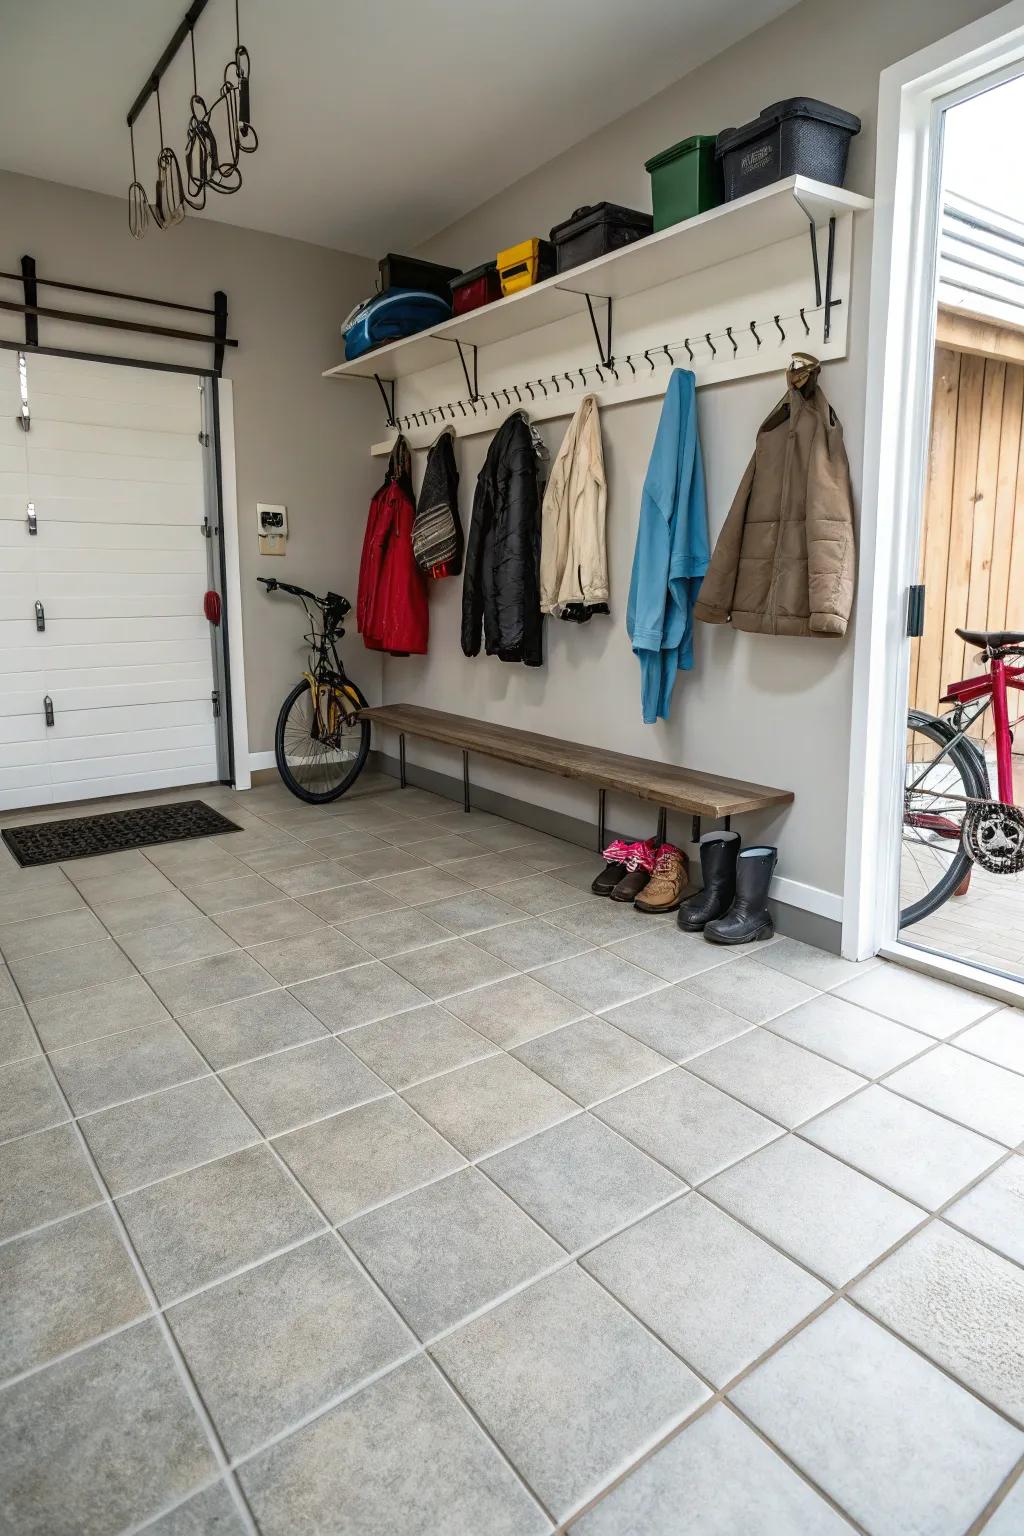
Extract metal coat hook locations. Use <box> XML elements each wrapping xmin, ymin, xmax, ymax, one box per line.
<box><xmin>799</xmin><ymin>307</ymin><xmax>810</xmax><ymax>336</ymax></box>
<box><xmin>470</xmin><ymin>398</ymin><xmax>479</xmax><ymax>415</ymax></box>
<box><xmin>663</xmin><ymin>344</ymin><xmax>674</xmax><ymax>366</ymax></box>
<box><xmin>774</xmin><ymin>314</ymin><xmax>786</xmax><ymax>344</ymax></box>
<box><xmin>513</xmin><ymin>385</ymin><xmax>522</xmax><ymax>403</ymax></box>
<box><xmin>502</xmin><ymin>388</ymin><xmax>511</xmax><ymax>406</ymax></box>
<box><xmin>750</xmin><ymin>320</ymin><xmax>761</xmax><ymax>349</ymax></box>
<box><xmin>644</xmin><ymin>349</ymin><xmax>656</xmax><ymax>373</ymax></box>
<box><xmin>537</xmin><ymin>378</ymin><xmax>548</xmax><ymax>397</ymax></box>
<box><xmin>491</xmin><ymin>392</ymin><xmax>500</xmax><ymax>409</ymax></box>
<box><xmin>594</xmin><ymin>364</ymin><xmax>606</xmax><ymax>383</ymax></box>
<box><xmin>564</xmin><ymin>372</ymin><xmax>574</xmax><ymax>390</ymax></box>
<box><xmin>525</xmin><ymin>382</ymin><xmax>534</xmax><ymax>401</ymax></box>
<box><xmin>480</xmin><ymin>394</ymin><xmax>488</xmax><ymax>412</ymax></box>
<box><xmin>458</xmin><ymin>401</ymin><xmax>467</xmax><ymax>416</ymax></box>
<box><xmin>579</xmin><ymin>368</ymin><xmax>588</xmax><ymax>389</ymax></box>
<box><xmin>684</xmin><ymin>339</ymin><xmax>693</xmax><ymax>362</ymax></box>
<box><xmin>705</xmin><ymin>332</ymin><xmax>717</xmax><ymax>360</ymax></box>
<box><xmin>726</xmin><ymin>326</ymin><xmax>738</xmax><ymax>358</ymax></box>
<box><xmin>607</xmin><ymin>360</ymin><xmax>619</xmax><ymax>381</ymax></box>
<box><xmin>551</xmin><ymin>375</ymin><xmax>560</xmax><ymax>393</ymax></box>
<box><xmin>625</xmin><ymin>355</ymin><xmax>636</xmax><ymax>376</ymax></box>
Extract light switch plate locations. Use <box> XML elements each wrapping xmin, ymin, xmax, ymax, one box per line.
<box><xmin>258</xmin><ymin>502</ymin><xmax>288</xmax><ymax>556</ymax></box>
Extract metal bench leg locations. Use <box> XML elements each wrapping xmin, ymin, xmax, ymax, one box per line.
<box><xmin>462</xmin><ymin>750</ymin><xmax>470</xmax><ymax>813</ymax></box>
<box><xmin>691</xmin><ymin>815</ymin><xmax>702</xmax><ymax>843</ymax></box>
<box><xmin>723</xmin><ymin>815</ymin><xmax>731</xmax><ymax>831</ymax></box>
<box><xmin>399</xmin><ymin>733</ymin><xmax>406</xmax><ymax>789</ymax></box>
<box><xmin>597</xmin><ymin>788</ymin><xmax>606</xmax><ymax>853</ymax></box>
<box><xmin>656</xmin><ymin>807</ymin><xmax>667</xmax><ymax>845</ymax></box>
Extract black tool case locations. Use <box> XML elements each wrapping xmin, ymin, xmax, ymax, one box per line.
<box><xmin>715</xmin><ymin>98</ymin><xmax>861</xmax><ymax>200</ymax></box>
<box><xmin>378</xmin><ymin>253</ymin><xmax>462</xmax><ymax>300</ymax></box>
<box><xmin>549</xmin><ymin>203</ymin><xmax>654</xmax><ymax>273</ymax></box>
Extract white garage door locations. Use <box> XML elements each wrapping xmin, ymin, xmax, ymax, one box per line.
<box><xmin>0</xmin><ymin>353</ymin><xmax>220</xmax><ymax>812</ymax></box>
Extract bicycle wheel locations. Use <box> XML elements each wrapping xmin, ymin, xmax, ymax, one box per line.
<box><xmin>274</xmin><ymin>679</ymin><xmax>370</xmax><ymax>804</ymax></box>
<box><xmin>900</xmin><ymin>709</ymin><xmax>989</xmax><ymax>928</ymax></box>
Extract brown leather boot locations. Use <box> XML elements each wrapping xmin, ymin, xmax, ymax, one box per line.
<box><xmin>635</xmin><ymin>844</ymin><xmax>688</xmax><ymax>913</ymax></box>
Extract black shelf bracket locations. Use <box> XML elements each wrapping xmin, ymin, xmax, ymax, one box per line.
<box><xmin>584</xmin><ymin>294</ymin><xmax>613</xmax><ymax>368</ymax></box>
<box><xmin>806</xmin><ymin>216</ymin><xmax>842</xmax><ymax>344</ymax></box>
<box><xmin>373</xmin><ymin>374</ymin><xmax>396</xmax><ymax>427</ymax></box>
<box><xmin>213</xmin><ymin>290</ymin><xmax>228</xmax><ymax>376</ymax></box>
<box><xmin>428</xmin><ymin>336</ymin><xmax>479</xmax><ymax>402</ymax></box>
<box><xmin>20</xmin><ymin>257</ymin><xmax>38</xmax><ymax>348</ymax></box>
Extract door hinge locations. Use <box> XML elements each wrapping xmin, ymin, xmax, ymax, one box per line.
<box><xmin>17</xmin><ymin>352</ymin><xmax>29</xmax><ymax>432</ymax></box>
<box><xmin>211</xmin><ymin>689</ymin><xmax>221</xmax><ymax>719</ymax></box>
<box><xmin>26</xmin><ymin>503</ymin><xmax>37</xmax><ymax>536</ymax></box>
<box><xmin>201</xmin><ymin>517</ymin><xmax>213</xmax><ymax>539</ymax></box>
<box><xmin>907</xmin><ymin>584</ymin><xmax>925</xmax><ymax>638</ymax></box>
<box><xmin>198</xmin><ymin>431</ymin><xmax>210</xmax><ymax>447</ymax></box>
<box><xmin>34</xmin><ymin>600</ymin><xmax>44</xmax><ymax>632</ymax></box>
<box><xmin>43</xmin><ymin>695</ymin><xmax>54</xmax><ymax>727</ymax></box>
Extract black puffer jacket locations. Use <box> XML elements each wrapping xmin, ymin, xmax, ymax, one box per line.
<box><xmin>461</xmin><ymin>414</ymin><xmax>543</xmax><ymax>666</ymax></box>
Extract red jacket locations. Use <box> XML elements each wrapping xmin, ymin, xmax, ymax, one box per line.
<box><xmin>357</xmin><ymin>448</ymin><xmax>429</xmax><ymax>655</ymax></box>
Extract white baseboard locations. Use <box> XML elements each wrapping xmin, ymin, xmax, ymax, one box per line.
<box><xmin>770</xmin><ymin>875</ymin><xmax>843</xmax><ymax>923</ymax></box>
<box><xmin>248</xmin><ymin>750</ymin><xmax>277</xmax><ymax>773</ymax></box>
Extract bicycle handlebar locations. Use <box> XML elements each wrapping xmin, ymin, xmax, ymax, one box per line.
<box><xmin>257</xmin><ymin>576</ymin><xmax>322</xmax><ymax>604</ymax></box>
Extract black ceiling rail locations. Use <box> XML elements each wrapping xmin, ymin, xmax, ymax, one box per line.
<box><xmin>0</xmin><ymin>338</ymin><xmax>217</xmax><ymax>378</ymax></box>
<box><xmin>0</xmin><ymin>270</ymin><xmax>215</xmax><ymax>317</ymax></box>
<box><xmin>0</xmin><ymin>296</ymin><xmax>237</xmax><ymax>351</ymax></box>
<box><xmin>127</xmin><ymin>0</ymin><xmax>212</xmax><ymax>128</ymax></box>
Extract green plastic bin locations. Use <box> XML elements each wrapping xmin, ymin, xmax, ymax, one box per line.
<box><xmin>644</xmin><ymin>135</ymin><xmax>723</xmax><ymax>231</ymax></box>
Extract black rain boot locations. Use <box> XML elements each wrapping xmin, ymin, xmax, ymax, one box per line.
<box><xmin>704</xmin><ymin>846</ymin><xmax>777</xmax><ymax>944</ymax></box>
<box><xmin>677</xmin><ymin>832</ymin><xmax>740</xmax><ymax>932</ymax></box>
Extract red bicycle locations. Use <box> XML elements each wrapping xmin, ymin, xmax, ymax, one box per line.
<box><xmin>903</xmin><ymin>625</ymin><xmax>1024</xmax><ymax>926</ymax></box>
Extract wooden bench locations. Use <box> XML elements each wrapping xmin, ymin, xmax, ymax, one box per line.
<box><xmin>359</xmin><ymin>704</ymin><xmax>793</xmax><ymax>849</ymax></box>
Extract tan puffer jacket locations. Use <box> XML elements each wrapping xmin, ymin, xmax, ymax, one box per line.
<box><xmin>693</xmin><ymin>367</ymin><xmax>855</xmax><ymax>637</ymax></box>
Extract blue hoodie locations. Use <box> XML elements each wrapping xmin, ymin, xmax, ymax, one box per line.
<box><xmin>626</xmin><ymin>369</ymin><xmax>709</xmax><ymax>723</ymax></box>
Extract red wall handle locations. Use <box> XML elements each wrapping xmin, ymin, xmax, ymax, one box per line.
<box><xmin>204</xmin><ymin>590</ymin><xmax>222</xmax><ymax>626</ymax></box>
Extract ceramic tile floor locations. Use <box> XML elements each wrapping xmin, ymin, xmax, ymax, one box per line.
<box><xmin>1</xmin><ymin>775</ymin><xmax>1023</xmax><ymax>1534</ymax></box>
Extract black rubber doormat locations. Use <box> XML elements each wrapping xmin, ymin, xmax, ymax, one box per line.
<box><xmin>1</xmin><ymin>800</ymin><xmax>242</xmax><ymax>868</ymax></box>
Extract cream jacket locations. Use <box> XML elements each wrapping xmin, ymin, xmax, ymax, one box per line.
<box><xmin>540</xmin><ymin>394</ymin><xmax>608</xmax><ymax>614</ymax></box>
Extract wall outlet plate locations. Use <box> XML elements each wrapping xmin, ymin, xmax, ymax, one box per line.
<box><xmin>258</xmin><ymin>502</ymin><xmax>287</xmax><ymax>556</ymax></box>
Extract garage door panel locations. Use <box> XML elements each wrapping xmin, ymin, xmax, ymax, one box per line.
<box><xmin>25</xmin><ymin>356</ymin><xmax>204</xmax><ymax>407</ymax></box>
<box><xmin>26</xmin><ymin>447</ymin><xmax>203</xmax><ymax>488</ymax></box>
<box><xmin>39</xmin><ymin>586</ymin><xmax>210</xmax><ymax>618</ymax></box>
<box><xmin>50</xmin><ymin>741</ymin><xmax>216</xmax><ymax>783</ymax></box>
<box><xmin>40</xmin><ymin>615</ymin><xmax>208</xmax><ymax>644</ymax></box>
<box><xmin>28</xmin><ymin>420</ymin><xmax>202</xmax><ymax>465</ymax></box>
<box><xmin>0</xmin><ymin>714</ymin><xmax>46</xmax><ymax>746</ymax></box>
<box><xmin>28</xmin><ymin>389</ymin><xmax>199</xmax><ymax>436</ymax></box>
<box><xmin>49</xmin><ymin>723</ymin><xmax>215</xmax><ymax>764</ymax></box>
<box><xmin>50</xmin><ymin>699</ymin><xmax>213</xmax><ymax>739</ymax></box>
<box><xmin>0</xmin><ymin>764</ymin><xmax>52</xmax><ymax>798</ymax></box>
<box><xmin>0</xmin><ymin>446</ymin><xmax>27</xmax><ymax>477</ymax></box>
<box><xmin>30</xmin><ymin>676</ymin><xmax>212</xmax><ymax>715</ymax></box>
<box><xmin>22</xmin><ymin>483</ymin><xmax>201</xmax><ymax>523</ymax></box>
<box><xmin>0</xmin><ymin>418</ymin><xmax>25</xmax><ymax>449</ymax></box>
<box><xmin>0</xmin><ymin>517</ymin><xmax>203</xmax><ymax>554</ymax></box>
<box><xmin>0</xmin><ymin>638</ymin><xmax>211</xmax><ymax>678</ymax></box>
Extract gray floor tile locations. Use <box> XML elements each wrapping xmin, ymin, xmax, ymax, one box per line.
<box><xmin>481</xmin><ymin>1114</ymin><xmax>682</xmax><ymax>1252</ymax></box>
<box><xmin>85</xmin><ymin>889</ymin><xmax>199</xmax><ymax>937</ymax></box>
<box><xmin>385</xmin><ymin>937</ymin><xmax>516</xmax><ymax>1000</ymax></box>
<box><xmin>236</xmin><ymin>845</ymin><xmax>324</xmax><ymax>879</ymax></box>
<box><xmin>0</xmin><ymin>1123</ymin><xmax>99</xmax><ymax>1243</ymax></box>
<box><xmin>299</xmin><ymin>882</ymin><xmax>405</xmax><ymax>922</ymax></box>
<box><xmin>0</xmin><ymin>1204</ymin><xmax>148</xmax><ymax>1379</ymax></box>
<box><xmin>957</xmin><ymin>1008</ymin><xmax>1024</xmax><ymax>1075</ymax></box>
<box><xmin>0</xmin><ymin>999</ymin><xmax>37</xmax><ymax>1068</ymax></box>
<box><xmin>766</xmin><ymin>992</ymin><xmax>932</xmax><ymax>1077</ymax></box>
<box><xmin>178</xmin><ymin>989</ymin><xmax>328</xmax><ymax>1070</ymax></box>
<box><xmin>141</xmin><ymin>1481</ymin><xmax>246</xmax><ymax>1535</ymax></box>
<box><xmin>291</xmin><ymin>960</ymin><xmax>430</xmax><ymax>1032</ymax></box>
<box><xmin>343</xmin><ymin>1003</ymin><xmax>496</xmax><ymax>1090</ymax></box>
<box><xmin>221</xmin><ymin>1036</ymin><xmax>387</xmax><ymax>1136</ymax></box>
<box><xmin>533</xmin><ymin>949</ymin><xmax>663</xmax><ymax>1013</ymax></box>
<box><xmin>452</xmin><ymin>819</ymin><xmax>540</xmax><ymax>854</ymax></box>
<box><xmin>73</xmin><ymin>865</ymin><xmax>176</xmax><ymax>906</ymax></box>
<box><xmin>411</xmin><ymin>832</ymin><xmax>508</xmax><ymax>864</ymax></box>
<box><xmin>594</xmin><ymin>1068</ymin><xmax>780</xmax><ymax>1185</ymax></box>
<box><xmin>266</xmin><ymin>857</ymin><xmax>364</xmax><ymax>898</ymax></box>
<box><xmin>274</xmin><ymin>1094</ymin><xmax>465</xmax><ymax>1223</ymax></box>
<box><xmin>606</xmin><ymin>924</ymin><xmax>736</xmax><ymax>982</ymax></box>
<box><xmin>373</xmin><ymin>868</ymin><xmax>475</xmax><ymax>905</ymax></box>
<box><xmin>7</xmin><ymin>936</ymin><xmax>136</xmax><ymax>1002</ymax></box>
<box><xmin>983</xmin><ymin>1477</ymin><xmax>1024</xmax><ymax>1535</ymax></box>
<box><xmin>704</xmin><ymin>1135</ymin><xmax>922</xmax><ymax>1285</ymax></box>
<box><xmin>601</xmin><ymin>983</ymin><xmax>754</xmax><ymax>1062</ymax></box>
<box><xmin>0</xmin><ymin>877</ymin><xmax>83</xmax><ymax>928</ymax></box>
<box><xmin>731</xmin><ymin>1302</ymin><xmax>1023</xmax><ymax>1536</ymax></box>
<box><xmin>80</xmin><ymin>1076</ymin><xmax>258</xmax><ymax>1195</ymax></box>
<box><xmin>239</xmin><ymin>1354</ymin><xmax>550</xmax><ymax>1536</ymax></box>
<box><xmin>582</xmin><ymin>1192</ymin><xmax>828</xmax><ymax>1386</ymax></box>
<box><xmin>119</xmin><ymin>916</ymin><xmax>236</xmax><ymax>974</ymax></box>
<box><xmin>337</xmin><ymin>907</ymin><xmax>454</xmax><ymax>958</ymax></box>
<box><xmin>533</xmin><ymin>854</ymin><xmax>608</xmax><ymax>895</ymax></box>
<box><xmin>0</xmin><ymin>1057</ymin><xmax>69</xmax><ymax>1140</ymax></box>
<box><xmin>212</xmin><ymin>898</ymin><xmax>323</xmax><ymax>948</ymax></box>
<box><xmin>168</xmin><ymin>1234</ymin><xmax>412</xmax><ymax>1457</ymax></box>
<box><xmin>404</xmin><ymin>1053</ymin><xmax>578</xmax><ymax>1160</ymax></box>
<box><xmin>50</xmin><ymin>1020</ymin><xmax>207</xmax><ymax>1115</ymax></box>
<box><xmin>422</xmin><ymin>889</ymin><xmax>527</xmax><ymax>935</ymax></box>
<box><xmin>146</xmin><ymin>950</ymin><xmax>276</xmax><ymax>1018</ymax></box>
<box><xmin>570</xmin><ymin>1400</ymin><xmax>851</xmax><ymax>1536</ymax></box>
<box><xmin>679</xmin><ymin>958</ymin><xmax>818</xmax><ymax>1025</ymax></box>
<box><xmin>118</xmin><ymin>1144</ymin><xmax>325</xmax><ymax>1303</ymax></box>
<box><xmin>344</xmin><ymin>1166</ymin><xmax>563</xmax><ymax>1338</ymax></box>
<box><xmin>885</xmin><ymin>1044</ymin><xmax>1024</xmax><ymax>1146</ymax></box>
<box><xmin>754</xmin><ymin>937</ymin><xmax>868</xmax><ymax>990</ymax></box>
<box><xmin>28</xmin><ymin>973</ymin><xmax>169</xmax><ymax>1052</ymax></box>
<box><xmin>442</xmin><ymin>851</ymin><xmax>545</xmax><ymax>889</ymax></box>
<box><xmin>490</xmin><ymin>874</ymin><xmax>592</xmax><ymax>914</ymax></box>
<box><xmin>946</xmin><ymin>1155</ymin><xmax>1024</xmax><ymax>1266</ymax></box>
<box><xmin>245</xmin><ymin>929</ymin><xmax>369</xmax><ymax>985</ymax></box>
<box><xmin>546</xmin><ymin>899</ymin><xmax>674</xmax><ymax>948</ymax></box>
<box><xmin>187</xmin><ymin>873</ymin><xmax>281</xmax><ymax>915</ymax></box>
<box><xmin>801</xmin><ymin>1084</ymin><xmax>1005</xmax><ymax>1209</ymax></box>
<box><xmin>853</xmin><ymin>1222</ymin><xmax>1024</xmax><ymax>1422</ymax></box>
<box><xmin>433</xmin><ymin>1264</ymin><xmax>709</xmax><ymax>1522</ymax></box>
<box><xmin>0</xmin><ymin>1320</ymin><xmax>216</xmax><ymax>1536</ymax></box>
<box><xmin>833</xmin><ymin>964</ymin><xmax>996</xmax><ymax>1037</ymax></box>
<box><xmin>513</xmin><ymin>1016</ymin><xmax>671</xmax><ymax>1107</ymax></box>
<box><xmin>686</xmin><ymin>1029</ymin><xmax>865</xmax><ymax>1128</ymax></box>
<box><xmin>0</xmin><ymin>907</ymin><xmax>106</xmax><ymax>962</ymax></box>
<box><xmin>471</xmin><ymin>916</ymin><xmax>593</xmax><ymax>970</ymax></box>
<box><xmin>443</xmin><ymin>972</ymin><xmax>585</xmax><ymax>1048</ymax></box>
<box><xmin>0</xmin><ymin>961</ymin><xmax>19</xmax><ymax>1009</ymax></box>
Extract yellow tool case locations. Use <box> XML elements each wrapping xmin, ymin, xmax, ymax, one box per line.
<box><xmin>497</xmin><ymin>237</ymin><xmax>556</xmax><ymax>295</ymax></box>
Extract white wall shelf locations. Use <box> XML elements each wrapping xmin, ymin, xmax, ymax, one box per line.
<box><xmin>322</xmin><ymin>176</ymin><xmax>872</xmax><ymax>386</ymax></box>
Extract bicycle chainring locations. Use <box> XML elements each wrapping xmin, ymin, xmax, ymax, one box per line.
<box><xmin>962</xmin><ymin>802</ymin><xmax>1024</xmax><ymax>874</ymax></box>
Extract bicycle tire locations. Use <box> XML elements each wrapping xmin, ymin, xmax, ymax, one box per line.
<box><xmin>901</xmin><ymin>709</ymin><xmax>989</xmax><ymax>928</ymax></box>
<box><xmin>274</xmin><ymin>678</ymin><xmax>371</xmax><ymax>804</ymax></box>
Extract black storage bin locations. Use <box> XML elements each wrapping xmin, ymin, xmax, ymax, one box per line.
<box><xmin>378</xmin><ymin>253</ymin><xmax>462</xmax><ymax>300</ymax></box>
<box><xmin>549</xmin><ymin>203</ymin><xmax>654</xmax><ymax>273</ymax></box>
<box><xmin>715</xmin><ymin>98</ymin><xmax>861</xmax><ymax>201</ymax></box>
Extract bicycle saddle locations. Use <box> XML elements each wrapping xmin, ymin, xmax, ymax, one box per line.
<box><xmin>956</xmin><ymin>627</ymin><xmax>1024</xmax><ymax>652</ymax></box>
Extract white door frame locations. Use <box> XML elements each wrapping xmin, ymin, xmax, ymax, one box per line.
<box><xmin>842</xmin><ymin>0</ymin><xmax>1024</xmax><ymax>986</ymax></box>
<box><xmin>215</xmin><ymin>378</ymin><xmax>251</xmax><ymax>793</ymax></box>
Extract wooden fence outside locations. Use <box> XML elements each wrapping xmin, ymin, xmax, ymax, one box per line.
<box><xmin>911</xmin><ymin>333</ymin><xmax>1024</xmax><ymax>739</ymax></box>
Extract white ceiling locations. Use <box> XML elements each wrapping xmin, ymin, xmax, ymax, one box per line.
<box><xmin>0</xmin><ymin>0</ymin><xmax>796</xmax><ymax>256</ymax></box>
